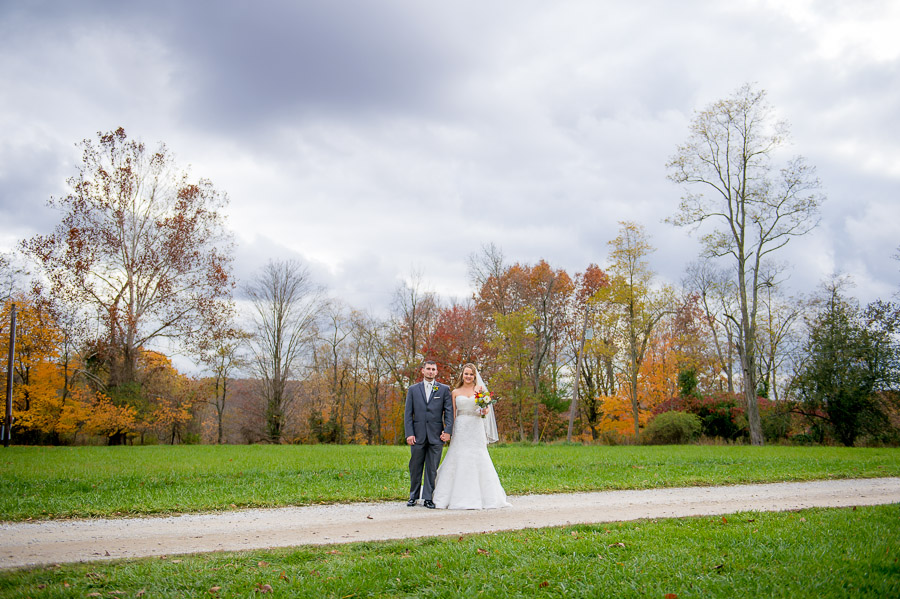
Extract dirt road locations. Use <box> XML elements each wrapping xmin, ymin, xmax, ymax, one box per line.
<box><xmin>3</xmin><ymin>477</ymin><xmax>899</xmax><ymax>570</ymax></box>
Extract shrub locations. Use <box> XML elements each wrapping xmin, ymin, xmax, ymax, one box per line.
<box><xmin>642</xmin><ymin>411</ymin><xmax>702</xmax><ymax>445</ymax></box>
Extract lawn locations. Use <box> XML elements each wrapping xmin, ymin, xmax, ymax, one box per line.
<box><xmin>1</xmin><ymin>444</ymin><xmax>898</xmax><ymax>520</ymax></box>
<box><xmin>1</xmin><ymin>504</ymin><xmax>897</xmax><ymax>598</ymax></box>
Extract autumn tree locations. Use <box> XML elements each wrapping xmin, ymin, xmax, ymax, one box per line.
<box><xmin>667</xmin><ymin>84</ymin><xmax>824</xmax><ymax>445</ymax></box>
<box><xmin>566</xmin><ymin>264</ymin><xmax>609</xmax><ymax>441</ymax></box>
<box><xmin>21</xmin><ymin>128</ymin><xmax>233</xmax><ymax>407</ymax></box>
<box><xmin>422</xmin><ymin>301</ymin><xmax>490</xmax><ymax>384</ymax></box>
<box><xmin>604</xmin><ymin>222</ymin><xmax>672</xmax><ymax>438</ymax></box>
<box><xmin>247</xmin><ymin>259</ymin><xmax>323</xmax><ymax>443</ymax></box>
<box><xmin>1</xmin><ymin>295</ymin><xmax>66</xmax><ymax>441</ymax></box>
<box><xmin>490</xmin><ymin>307</ymin><xmax>535</xmax><ymax>441</ymax></box>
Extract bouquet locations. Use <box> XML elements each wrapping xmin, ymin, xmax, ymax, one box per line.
<box><xmin>473</xmin><ymin>386</ymin><xmax>497</xmax><ymax>418</ymax></box>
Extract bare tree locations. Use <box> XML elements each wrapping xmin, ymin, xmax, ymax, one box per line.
<box><xmin>196</xmin><ymin>302</ymin><xmax>250</xmax><ymax>444</ymax></box>
<box><xmin>683</xmin><ymin>260</ymin><xmax>740</xmax><ymax>393</ymax></box>
<box><xmin>247</xmin><ymin>260</ymin><xmax>322</xmax><ymax>443</ymax></box>
<box><xmin>667</xmin><ymin>84</ymin><xmax>824</xmax><ymax>445</ymax></box>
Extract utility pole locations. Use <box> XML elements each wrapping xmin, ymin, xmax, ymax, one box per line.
<box><xmin>3</xmin><ymin>303</ymin><xmax>16</xmax><ymax>448</ymax></box>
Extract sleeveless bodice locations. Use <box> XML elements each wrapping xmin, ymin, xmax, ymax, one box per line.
<box><xmin>455</xmin><ymin>395</ymin><xmax>481</xmax><ymax>417</ymax></box>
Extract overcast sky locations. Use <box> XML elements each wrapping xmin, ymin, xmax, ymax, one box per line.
<box><xmin>2</xmin><ymin>0</ymin><xmax>898</xmax><ymax>315</ymax></box>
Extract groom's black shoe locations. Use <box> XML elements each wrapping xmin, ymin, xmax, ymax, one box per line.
<box><xmin>423</xmin><ymin>500</ymin><xmax>436</xmax><ymax>509</ymax></box>
<box><xmin>406</xmin><ymin>499</ymin><xmax>417</xmax><ymax>507</ymax></box>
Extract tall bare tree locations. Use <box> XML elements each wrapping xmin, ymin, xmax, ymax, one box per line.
<box><xmin>247</xmin><ymin>260</ymin><xmax>322</xmax><ymax>443</ymax></box>
<box><xmin>667</xmin><ymin>84</ymin><xmax>824</xmax><ymax>445</ymax></box>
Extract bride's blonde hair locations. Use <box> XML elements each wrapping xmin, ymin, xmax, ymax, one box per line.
<box><xmin>454</xmin><ymin>363</ymin><xmax>478</xmax><ymax>389</ymax></box>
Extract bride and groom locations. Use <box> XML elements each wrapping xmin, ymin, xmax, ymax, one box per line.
<box><xmin>404</xmin><ymin>360</ymin><xmax>510</xmax><ymax>510</ymax></box>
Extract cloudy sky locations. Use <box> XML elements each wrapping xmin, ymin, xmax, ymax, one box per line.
<box><xmin>2</xmin><ymin>0</ymin><xmax>898</xmax><ymax>314</ymax></box>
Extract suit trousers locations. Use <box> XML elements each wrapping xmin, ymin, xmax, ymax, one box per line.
<box><xmin>409</xmin><ymin>438</ymin><xmax>444</xmax><ymax>501</ymax></box>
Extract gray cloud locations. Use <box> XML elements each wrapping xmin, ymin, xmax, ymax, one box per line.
<box><xmin>0</xmin><ymin>0</ymin><xmax>898</xmax><ymax>316</ymax></box>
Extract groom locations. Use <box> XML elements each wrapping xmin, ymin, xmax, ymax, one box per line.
<box><xmin>404</xmin><ymin>360</ymin><xmax>453</xmax><ymax>508</ymax></box>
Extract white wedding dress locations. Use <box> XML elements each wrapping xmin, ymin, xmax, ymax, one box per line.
<box><xmin>432</xmin><ymin>395</ymin><xmax>511</xmax><ymax>509</ymax></box>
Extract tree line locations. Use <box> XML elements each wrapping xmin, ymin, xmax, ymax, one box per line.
<box><xmin>2</xmin><ymin>85</ymin><xmax>898</xmax><ymax>447</ymax></box>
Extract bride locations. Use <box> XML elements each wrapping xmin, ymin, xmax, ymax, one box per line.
<box><xmin>432</xmin><ymin>363</ymin><xmax>511</xmax><ymax>509</ymax></box>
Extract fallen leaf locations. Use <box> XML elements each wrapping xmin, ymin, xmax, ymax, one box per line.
<box><xmin>258</xmin><ymin>561</ymin><xmax>269</xmax><ymax>567</ymax></box>
<box><xmin>609</xmin><ymin>542</ymin><xmax>626</xmax><ymax>548</ymax></box>
<box><xmin>539</xmin><ymin>581</ymin><xmax>549</xmax><ymax>588</ymax></box>
<box><xmin>36</xmin><ymin>584</ymin><xmax>46</xmax><ymax>590</ymax></box>
<box><xmin>721</xmin><ymin>517</ymin><xmax>727</xmax><ymax>524</ymax></box>
<box><xmin>457</xmin><ymin>536</ymin><xmax>464</xmax><ymax>542</ymax></box>
<box><xmin>799</xmin><ymin>517</ymin><xmax>807</xmax><ymax>523</ymax></box>
<box><xmin>714</xmin><ymin>564</ymin><xmax>724</xmax><ymax>570</ymax></box>
<box><xmin>436</xmin><ymin>560</ymin><xmax>442</xmax><ymax>569</ymax></box>
<box><xmin>326</xmin><ymin>551</ymin><xmax>341</xmax><ymax>555</ymax></box>
<box><xmin>172</xmin><ymin>559</ymin><xmax>182</xmax><ymax>564</ymax></box>
<box><xmin>310</xmin><ymin>570</ymin><xmax>320</xmax><ymax>577</ymax></box>
<box><xmin>665</xmin><ymin>594</ymin><xmax>678</xmax><ymax>599</ymax></box>
<box><xmin>256</xmin><ymin>583</ymin><xmax>273</xmax><ymax>593</ymax></box>
<box><xmin>280</xmin><ymin>571</ymin><xmax>289</xmax><ymax>581</ymax></box>
<box><xmin>209</xmin><ymin>586</ymin><xmax>221</xmax><ymax>594</ymax></box>
<box><xmin>137</xmin><ymin>590</ymin><xmax>146</xmax><ymax>597</ymax></box>
<box><xmin>87</xmin><ymin>593</ymin><xmax>102</xmax><ymax>597</ymax></box>
<box><xmin>477</xmin><ymin>548</ymin><xmax>489</xmax><ymax>555</ymax></box>
<box><xmin>366</xmin><ymin>515</ymin><xmax>374</xmax><ymax>519</ymax></box>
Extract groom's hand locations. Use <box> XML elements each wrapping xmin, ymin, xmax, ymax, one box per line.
<box><xmin>440</xmin><ymin>432</ymin><xmax>450</xmax><ymax>442</ymax></box>
<box><xmin>406</xmin><ymin>435</ymin><xmax>416</xmax><ymax>445</ymax></box>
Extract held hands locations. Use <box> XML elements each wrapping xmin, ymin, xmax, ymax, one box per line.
<box><xmin>440</xmin><ymin>432</ymin><xmax>451</xmax><ymax>442</ymax></box>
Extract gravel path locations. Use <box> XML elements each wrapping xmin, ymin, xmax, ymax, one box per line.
<box><xmin>3</xmin><ymin>477</ymin><xmax>899</xmax><ymax>570</ymax></box>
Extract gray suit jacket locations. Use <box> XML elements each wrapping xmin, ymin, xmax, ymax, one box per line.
<box><xmin>404</xmin><ymin>381</ymin><xmax>454</xmax><ymax>444</ymax></box>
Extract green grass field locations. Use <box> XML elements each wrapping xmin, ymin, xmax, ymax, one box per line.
<box><xmin>1</xmin><ymin>505</ymin><xmax>898</xmax><ymax>598</ymax></box>
<box><xmin>1</xmin><ymin>444</ymin><xmax>898</xmax><ymax>520</ymax></box>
